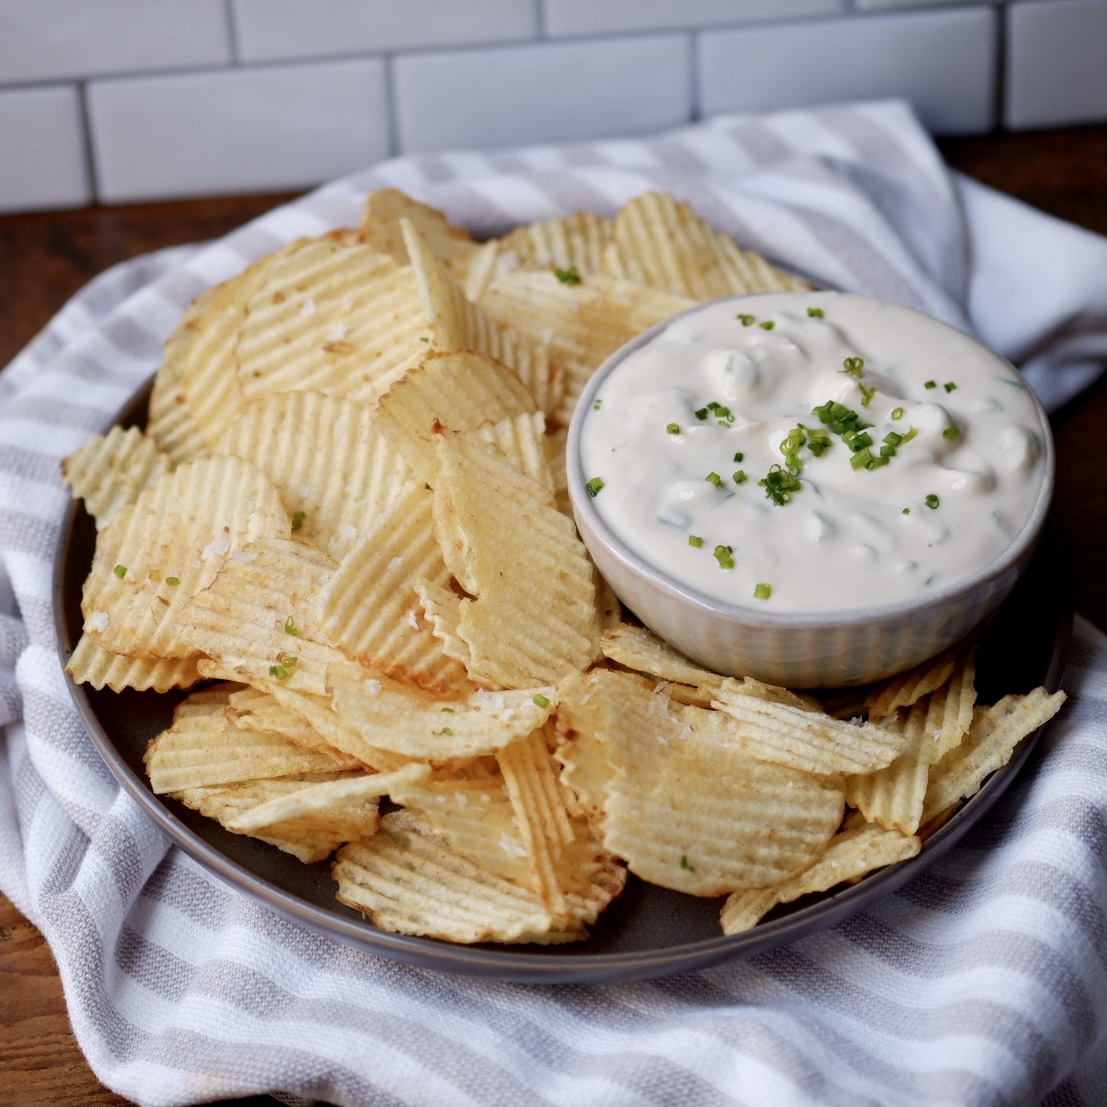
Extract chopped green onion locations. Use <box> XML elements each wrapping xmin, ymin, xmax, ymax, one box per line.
<box><xmin>285</xmin><ymin>615</ymin><xmax>298</xmax><ymax>636</ymax></box>
<box><xmin>754</xmin><ymin>582</ymin><xmax>772</xmax><ymax>600</ymax></box>
<box><xmin>759</xmin><ymin>464</ymin><xmax>803</xmax><ymax>505</ymax></box>
<box><xmin>680</xmin><ymin>854</ymin><xmax>695</xmax><ymax>871</ymax></box>
<box><xmin>759</xmin><ymin>320</ymin><xmax>775</xmax><ymax>331</ymax></box>
<box><xmin>713</xmin><ymin>544</ymin><xmax>735</xmax><ymax>569</ymax></box>
<box><xmin>841</xmin><ymin>356</ymin><xmax>865</xmax><ymax>377</ymax></box>
<box><xmin>944</xmin><ymin>381</ymin><xmax>958</xmax><ymax>393</ymax></box>
<box><xmin>113</xmin><ymin>564</ymin><xmax>126</xmax><ymax>578</ymax></box>
<box><xmin>688</xmin><ymin>534</ymin><xmax>704</xmax><ymax>547</ymax></box>
<box><xmin>433</xmin><ymin>727</ymin><xmax>454</xmax><ymax>737</ymax></box>
<box><xmin>291</xmin><ymin>510</ymin><xmax>306</xmax><ymax>532</ymax></box>
<box><xmin>850</xmin><ymin>447</ymin><xmax>874</xmax><ymax>470</ymax></box>
<box><xmin>268</xmin><ymin>664</ymin><xmax>287</xmax><ymax>679</ymax></box>
<box><xmin>706</xmin><ymin>471</ymin><xmax>722</xmax><ymax>486</ymax></box>
<box><xmin>891</xmin><ymin>406</ymin><xmax>905</xmax><ymax>420</ymax></box>
<box><xmin>859</xmin><ymin>383</ymin><xmax>876</xmax><ymax>407</ymax></box>
<box><xmin>806</xmin><ymin>307</ymin><xmax>824</xmax><ymax>318</ymax></box>
<box><xmin>532</xmin><ymin>693</ymin><xmax>551</xmax><ymax>709</ymax></box>
<box><xmin>593</xmin><ymin>399</ymin><xmax>602</xmax><ymax>410</ymax></box>
<box><xmin>733</xmin><ymin>451</ymin><xmax>744</xmax><ymax>463</ymax></box>
<box><xmin>925</xmin><ymin>494</ymin><xmax>940</xmax><ymax>509</ymax></box>
<box><xmin>554</xmin><ymin>265</ymin><xmax>582</xmax><ymax>285</ymax></box>
<box><xmin>924</xmin><ymin>380</ymin><xmax>937</xmax><ymax>390</ymax></box>
<box><xmin>902</xmin><ymin>426</ymin><xmax>919</xmax><ymax>443</ymax></box>
<box><xmin>737</xmin><ymin>314</ymin><xmax>756</xmax><ymax>327</ymax></box>
<box><xmin>165</xmin><ymin>576</ymin><xmax>180</xmax><ymax>586</ymax></box>
<box><xmin>666</xmin><ymin>422</ymin><xmax>681</xmax><ymax>434</ymax></box>
<box><xmin>585</xmin><ymin>476</ymin><xmax>605</xmax><ymax>497</ymax></box>
<box><xmin>942</xmin><ymin>426</ymin><xmax>961</xmax><ymax>440</ymax></box>
<box><xmin>419</xmin><ymin>336</ymin><xmax>430</xmax><ymax>343</ymax></box>
<box><xmin>733</xmin><ymin>469</ymin><xmax>747</xmax><ymax>484</ymax></box>
<box><xmin>902</xmin><ymin>508</ymin><xmax>911</xmax><ymax>515</ymax></box>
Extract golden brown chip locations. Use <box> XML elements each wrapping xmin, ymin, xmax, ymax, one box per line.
<box><xmin>845</xmin><ymin>709</ymin><xmax>930</xmax><ymax>835</ymax></box>
<box><xmin>333</xmin><ymin>810</ymin><xmax>589</xmax><ymax>944</ymax></box>
<box><xmin>373</xmin><ymin>350</ymin><xmax>539</xmax><ymax>487</ymax></box>
<box><xmin>327</xmin><ymin>662</ymin><xmax>555</xmax><ymax>761</ymax></box>
<box><xmin>712</xmin><ymin>681</ymin><xmax>910</xmax><ymax>775</ymax></box>
<box><xmin>235</xmin><ymin>235</ymin><xmax>425</xmax><ymax>408</ymax></box>
<box><xmin>146</xmin><ymin>283</ymin><xmax>221</xmax><ymax>465</ymax></box>
<box><xmin>65</xmin><ymin>631</ymin><xmax>202</xmax><ymax>693</ymax></box>
<box><xmin>177</xmin><ymin>536</ymin><xmax>345</xmax><ymax>696</ymax></box>
<box><xmin>720</xmin><ymin>823</ymin><xmax>921</xmax><ymax>934</ymax></box>
<box><xmin>61</xmin><ymin>425</ymin><xmax>170</xmax><ymax>530</ymax></box>
<box><xmin>921</xmin><ymin>688</ymin><xmax>1066</xmax><ymax>824</ymax></box>
<box><xmin>81</xmin><ymin>455</ymin><xmax>289</xmax><ymax>661</ymax></box>
<box><xmin>360</xmin><ymin>188</ymin><xmax>477</xmax><ymax>277</ymax></box>
<box><xmin>921</xmin><ymin>649</ymin><xmax>978</xmax><ymax>764</ymax></box>
<box><xmin>215</xmin><ymin>390</ymin><xmax>417</xmax><ymax>561</ymax></box>
<box><xmin>432</xmin><ymin>432</ymin><xmax>599</xmax><ymax>688</ymax></box>
<box><xmin>319</xmin><ymin>483</ymin><xmax>470</xmax><ymax>692</ymax></box>
<box><xmin>602</xmin><ymin>190</ymin><xmax>807</xmax><ymax>299</ymax></box>
<box><xmin>600</xmin><ymin>623</ymin><xmax>725</xmax><ymax>706</ymax></box>
<box><xmin>865</xmin><ymin>647</ymin><xmax>960</xmax><ymax>720</ymax></box>
<box><xmin>402</xmin><ymin>220</ymin><xmax>561</xmax><ymax>417</ymax></box>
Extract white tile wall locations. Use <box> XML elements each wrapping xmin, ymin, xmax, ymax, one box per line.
<box><xmin>0</xmin><ymin>0</ymin><xmax>1103</xmax><ymax>214</ymax></box>
<box><xmin>0</xmin><ymin>0</ymin><xmax>230</xmax><ymax>83</ymax></box>
<box><xmin>231</xmin><ymin>0</ymin><xmax>538</xmax><ymax>63</ymax></box>
<box><xmin>88</xmin><ymin>60</ymin><xmax>390</xmax><ymax>203</ymax></box>
<box><xmin>393</xmin><ymin>35</ymin><xmax>692</xmax><ymax>152</ymax></box>
<box><xmin>542</xmin><ymin>0</ymin><xmax>843</xmax><ymax>37</ymax></box>
<box><xmin>700</xmin><ymin>7</ymin><xmax>997</xmax><ymax>135</ymax></box>
<box><xmin>1005</xmin><ymin>0</ymin><xmax>1107</xmax><ymax>129</ymax></box>
<box><xmin>0</xmin><ymin>85</ymin><xmax>90</xmax><ymax>211</ymax></box>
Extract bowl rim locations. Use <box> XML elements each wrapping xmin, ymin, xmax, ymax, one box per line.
<box><xmin>566</xmin><ymin>290</ymin><xmax>1056</xmax><ymax>631</ymax></box>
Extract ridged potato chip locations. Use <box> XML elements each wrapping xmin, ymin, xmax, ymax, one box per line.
<box><xmin>66</xmin><ymin>631</ymin><xmax>201</xmax><ymax>693</ymax></box>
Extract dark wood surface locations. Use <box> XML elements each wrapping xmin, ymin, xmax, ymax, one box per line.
<box><xmin>1</xmin><ymin>126</ymin><xmax>1104</xmax><ymax>1107</ymax></box>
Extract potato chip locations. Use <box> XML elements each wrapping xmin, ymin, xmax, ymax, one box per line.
<box><xmin>319</xmin><ymin>483</ymin><xmax>470</xmax><ymax>691</ymax></box>
<box><xmin>865</xmin><ymin>646</ymin><xmax>960</xmax><ymax>720</ymax></box>
<box><xmin>433</xmin><ymin>432</ymin><xmax>599</xmax><ymax>688</ymax></box>
<box><xmin>327</xmin><ymin>662</ymin><xmax>555</xmax><ymax>760</ymax></box>
<box><xmin>712</xmin><ymin>681</ymin><xmax>910</xmax><ymax>775</ymax></box>
<box><xmin>66</xmin><ymin>631</ymin><xmax>201</xmax><ymax>693</ymax></box>
<box><xmin>600</xmin><ymin>623</ymin><xmax>726</xmax><ymax>705</ymax></box>
<box><xmin>921</xmin><ymin>688</ymin><xmax>1066</xmax><ymax>824</ymax></box>
<box><xmin>402</xmin><ymin>220</ymin><xmax>561</xmax><ymax>417</ymax></box>
<box><xmin>334</xmin><ymin>809</ymin><xmax>624</xmax><ymax>944</ymax></box>
<box><xmin>845</xmin><ymin>709</ymin><xmax>930</xmax><ymax>835</ymax></box>
<box><xmin>62</xmin><ymin>425</ymin><xmax>170</xmax><ymax>530</ymax></box>
<box><xmin>474</xmin><ymin>268</ymin><xmax>693</xmax><ymax>425</ymax></box>
<box><xmin>215</xmin><ymin>390</ymin><xmax>417</xmax><ymax>561</ymax></box>
<box><xmin>481</xmin><ymin>212</ymin><xmax>613</xmax><ymax>286</ymax></box>
<box><xmin>921</xmin><ymin>648</ymin><xmax>978</xmax><ymax>764</ymax></box>
<box><xmin>82</xmin><ymin>455</ymin><xmax>289</xmax><ymax>660</ymax></box>
<box><xmin>147</xmin><ymin>283</ymin><xmax>221</xmax><ymax>465</ymax></box>
<box><xmin>602</xmin><ymin>190</ymin><xmax>808</xmax><ymax>299</ymax></box>
<box><xmin>720</xmin><ymin>823</ymin><xmax>921</xmax><ymax>934</ymax></box>
<box><xmin>145</xmin><ymin>694</ymin><xmax>354</xmax><ymax>794</ymax></box>
<box><xmin>178</xmin><ymin>536</ymin><xmax>346</xmax><ymax>696</ymax></box>
<box><xmin>360</xmin><ymin>188</ymin><xmax>477</xmax><ymax>277</ymax></box>
<box><xmin>372</xmin><ymin>350</ymin><xmax>539</xmax><ymax>486</ymax></box>
<box><xmin>235</xmin><ymin>235</ymin><xmax>425</xmax><ymax>408</ymax></box>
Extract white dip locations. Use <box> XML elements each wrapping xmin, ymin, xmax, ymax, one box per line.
<box><xmin>579</xmin><ymin>291</ymin><xmax>1048</xmax><ymax>614</ymax></box>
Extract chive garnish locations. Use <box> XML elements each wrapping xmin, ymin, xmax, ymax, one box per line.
<box><xmin>733</xmin><ymin>451</ymin><xmax>744</xmax><ymax>463</ymax></box>
<box><xmin>924</xmin><ymin>380</ymin><xmax>937</xmax><ymax>390</ymax></box>
<box><xmin>944</xmin><ymin>381</ymin><xmax>958</xmax><ymax>393</ymax></box>
<box><xmin>733</xmin><ymin>469</ymin><xmax>747</xmax><ymax>484</ymax></box>
<box><xmin>759</xmin><ymin>320</ymin><xmax>775</xmax><ymax>331</ymax></box>
<box><xmin>680</xmin><ymin>854</ymin><xmax>695</xmax><ymax>871</ymax></box>
<box><xmin>532</xmin><ymin>694</ymin><xmax>551</xmax><ymax>709</ymax></box>
<box><xmin>841</xmin><ymin>356</ymin><xmax>865</xmax><ymax>378</ymax></box>
<box><xmin>738</xmin><ymin>314</ymin><xmax>756</xmax><ymax>327</ymax></box>
<box><xmin>859</xmin><ymin>383</ymin><xmax>876</xmax><ymax>407</ymax></box>
<box><xmin>713</xmin><ymin>545</ymin><xmax>735</xmax><ymax>569</ymax></box>
<box><xmin>291</xmin><ymin>510</ymin><xmax>306</xmax><ymax>532</ymax></box>
<box><xmin>754</xmin><ymin>582</ymin><xmax>772</xmax><ymax>600</ymax></box>
<box><xmin>165</xmin><ymin>576</ymin><xmax>179</xmax><ymax>586</ymax></box>
<box><xmin>891</xmin><ymin>406</ymin><xmax>905</xmax><ymax>420</ymax></box>
<box><xmin>285</xmin><ymin>615</ymin><xmax>298</xmax><ymax>636</ymax></box>
<box><xmin>666</xmin><ymin>422</ymin><xmax>681</xmax><ymax>434</ymax></box>
<box><xmin>925</xmin><ymin>494</ymin><xmax>940</xmax><ymax>509</ymax></box>
<box><xmin>688</xmin><ymin>535</ymin><xmax>703</xmax><ymax>547</ymax></box>
<box><xmin>706</xmin><ymin>471</ymin><xmax>722</xmax><ymax>486</ymax></box>
<box><xmin>807</xmin><ymin>307</ymin><xmax>824</xmax><ymax>318</ymax></box>
<box><xmin>942</xmin><ymin>426</ymin><xmax>961</xmax><ymax>440</ymax></box>
<box><xmin>113</xmin><ymin>564</ymin><xmax>126</xmax><ymax>578</ymax></box>
<box><xmin>554</xmin><ymin>265</ymin><xmax>582</xmax><ymax>285</ymax></box>
<box><xmin>585</xmin><ymin>477</ymin><xmax>604</xmax><ymax>497</ymax></box>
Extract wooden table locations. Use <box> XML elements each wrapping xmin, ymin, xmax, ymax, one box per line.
<box><xmin>1</xmin><ymin>126</ymin><xmax>1104</xmax><ymax>1107</ymax></box>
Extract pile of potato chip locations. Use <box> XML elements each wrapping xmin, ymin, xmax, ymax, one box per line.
<box><xmin>61</xmin><ymin>189</ymin><xmax>1066</xmax><ymax>945</ymax></box>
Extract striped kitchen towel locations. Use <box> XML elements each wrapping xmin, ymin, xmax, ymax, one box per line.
<box><xmin>1</xmin><ymin>99</ymin><xmax>1104</xmax><ymax>1107</ymax></box>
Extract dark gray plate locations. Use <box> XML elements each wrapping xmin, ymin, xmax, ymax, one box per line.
<box><xmin>52</xmin><ymin>381</ymin><xmax>1071</xmax><ymax>984</ymax></box>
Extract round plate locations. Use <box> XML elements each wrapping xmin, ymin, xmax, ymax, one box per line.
<box><xmin>52</xmin><ymin>380</ymin><xmax>1072</xmax><ymax>984</ymax></box>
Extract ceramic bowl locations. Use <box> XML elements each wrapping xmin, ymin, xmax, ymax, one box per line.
<box><xmin>567</xmin><ymin>293</ymin><xmax>1055</xmax><ymax>688</ymax></box>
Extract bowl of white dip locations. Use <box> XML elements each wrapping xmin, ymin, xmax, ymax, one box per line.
<box><xmin>568</xmin><ymin>290</ymin><xmax>1054</xmax><ymax>688</ymax></box>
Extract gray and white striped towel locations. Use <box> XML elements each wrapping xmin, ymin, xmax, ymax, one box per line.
<box><xmin>1</xmin><ymin>100</ymin><xmax>1104</xmax><ymax>1107</ymax></box>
